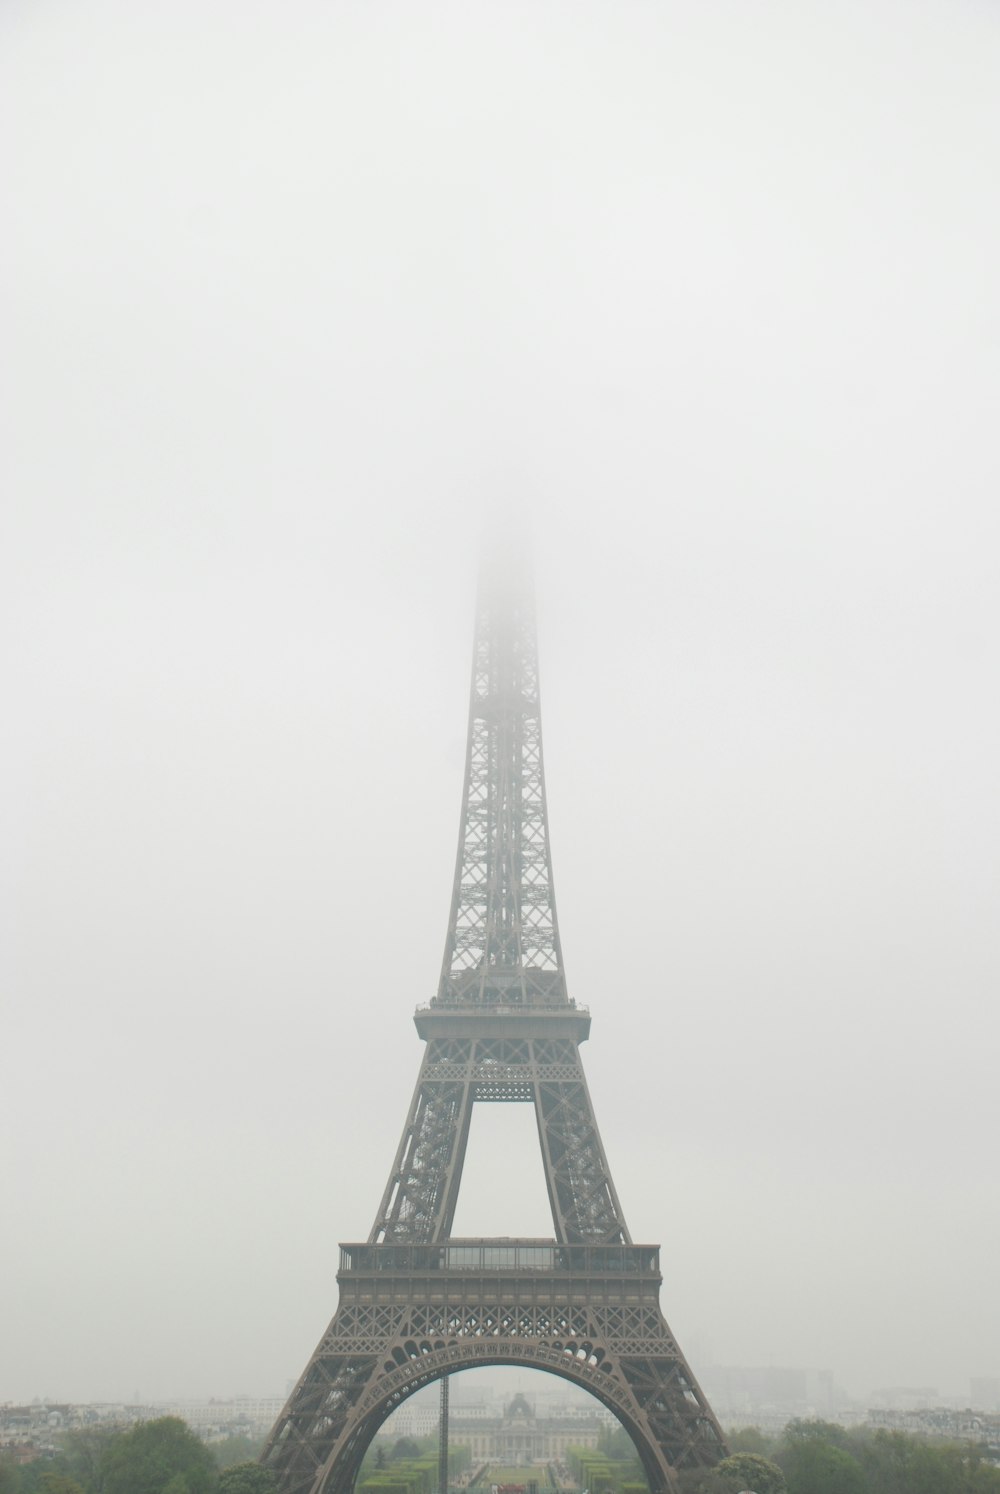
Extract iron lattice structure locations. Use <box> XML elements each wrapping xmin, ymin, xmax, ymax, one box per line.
<box><xmin>262</xmin><ymin>562</ymin><xmax>726</xmax><ymax>1494</ymax></box>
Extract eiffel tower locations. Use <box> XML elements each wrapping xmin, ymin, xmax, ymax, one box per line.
<box><xmin>262</xmin><ymin>557</ymin><xmax>727</xmax><ymax>1494</ymax></box>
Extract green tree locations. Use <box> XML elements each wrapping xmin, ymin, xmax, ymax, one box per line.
<box><xmin>856</xmin><ymin>1428</ymin><xmax>911</xmax><ymax>1494</ymax></box>
<box><xmin>17</xmin><ymin>1462</ymin><xmax>77</xmax><ymax>1494</ymax></box>
<box><xmin>598</xmin><ymin>1425</ymin><xmax>638</xmax><ymax>1461</ymax></box>
<box><xmin>861</xmin><ymin>1435</ymin><xmax>1000</xmax><ymax>1494</ymax></box>
<box><xmin>59</xmin><ymin>1425</ymin><xmax>118</xmax><ymax>1493</ymax></box>
<box><xmin>217</xmin><ymin>1465</ymin><xmax>278</xmax><ymax>1494</ymax></box>
<box><xmin>677</xmin><ymin>1453</ymin><xmax>785</xmax><ymax>1494</ymax></box>
<box><xmin>213</xmin><ymin>1438</ymin><xmax>265</xmax><ymax>1472</ymax></box>
<box><xmin>726</xmin><ymin>1428</ymin><xmax>777</xmax><ymax>1458</ymax></box>
<box><xmin>39</xmin><ymin>1479</ymin><xmax>86</xmax><ymax>1494</ymax></box>
<box><xmin>100</xmin><ymin>1417</ymin><xmax>218</xmax><ymax>1494</ymax></box>
<box><xmin>716</xmin><ymin>1452</ymin><xmax>786</xmax><ymax>1493</ymax></box>
<box><xmin>781</xmin><ymin>1420</ymin><xmax>853</xmax><ymax>1453</ymax></box>
<box><xmin>782</xmin><ymin>1440</ymin><xmax>865</xmax><ymax>1494</ymax></box>
<box><xmin>390</xmin><ymin>1439</ymin><xmax>420</xmax><ymax>1463</ymax></box>
<box><xmin>0</xmin><ymin>1458</ymin><xmax>22</xmax><ymax>1494</ymax></box>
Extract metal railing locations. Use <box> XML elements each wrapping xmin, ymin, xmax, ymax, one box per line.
<box><xmin>414</xmin><ymin>999</ymin><xmax>590</xmax><ymax>1016</ymax></box>
<box><xmin>338</xmin><ymin>1240</ymin><xmax>659</xmax><ymax>1274</ymax></box>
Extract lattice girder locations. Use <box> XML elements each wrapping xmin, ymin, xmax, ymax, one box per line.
<box><xmin>438</xmin><ymin>564</ymin><xmax>565</xmax><ymax>1006</ymax></box>
<box><xmin>262</xmin><ymin>1251</ymin><xmax>725</xmax><ymax>1494</ymax></box>
<box><xmin>368</xmin><ymin>1025</ymin><xmax>629</xmax><ymax>1246</ymax></box>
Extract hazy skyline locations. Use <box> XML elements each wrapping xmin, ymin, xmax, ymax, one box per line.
<box><xmin>2</xmin><ymin>0</ymin><xmax>998</xmax><ymax>1409</ymax></box>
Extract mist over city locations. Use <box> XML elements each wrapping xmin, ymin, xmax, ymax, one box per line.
<box><xmin>3</xmin><ymin>3</ymin><xmax>998</xmax><ymax>1493</ymax></box>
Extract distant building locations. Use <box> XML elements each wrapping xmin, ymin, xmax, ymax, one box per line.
<box><xmin>380</xmin><ymin>1392</ymin><xmax>607</xmax><ymax>1463</ymax></box>
<box><xmin>397</xmin><ymin>1393</ymin><xmax>604</xmax><ymax>1464</ymax></box>
<box><xmin>381</xmin><ymin>1400</ymin><xmax>441</xmax><ymax>1440</ymax></box>
<box><xmin>0</xmin><ymin>1396</ymin><xmax>286</xmax><ymax>1456</ymax></box>
<box><xmin>0</xmin><ymin>1402</ymin><xmax>151</xmax><ymax>1460</ymax></box>
<box><xmin>868</xmin><ymin>1405</ymin><xmax>1000</xmax><ymax>1453</ymax></box>
<box><xmin>157</xmin><ymin>1397</ymin><xmax>286</xmax><ymax>1436</ymax></box>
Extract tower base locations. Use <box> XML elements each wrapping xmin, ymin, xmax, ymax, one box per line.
<box><xmin>263</xmin><ymin>1240</ymin><xmax>726</xmax><ymax>1494</ymax></box>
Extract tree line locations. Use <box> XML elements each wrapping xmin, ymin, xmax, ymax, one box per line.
<box><xmin>571</xmin><ymin>1416</ymin><xmax>1000</xmax><ymax>1494</ymax></box>
<box><xmin>0</xmin><ymin>1417</ymin><xmax>275</xmax><ymax>1494</ymax></box>
<box><xmin>677</xmin><ymin>1418</ymin><xmax>1000</xmax><ymax>1494</ymax></box>
<box><xmin>4</xmin><ymin>1415</ymin><xmax>1000</xmax><ymax>1494</ymax></box>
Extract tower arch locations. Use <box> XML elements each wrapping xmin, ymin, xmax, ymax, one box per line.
<box><xmin>372</xmin><ymin>1346</ymin><xmax>669</xmax><ymax>1473</ymax></box>
<box><xmin>270</xmin><ymin>1341</ymin><xmax>717</xmax><ymax>1494</ymax></box>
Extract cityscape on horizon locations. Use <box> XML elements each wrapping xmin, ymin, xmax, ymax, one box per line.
<box><xmin>6</xmin><ymin>1364</ymin><xmax>1000</xmax><ymax>1418</ymax></box>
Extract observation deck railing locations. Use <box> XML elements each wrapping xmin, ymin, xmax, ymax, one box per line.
<box><xmin>338</xmin><ymin>1240</ymin><xmax>659</xmax><ymax>1275</ymax></box>
<box><xmin>415</xmin><ymin>1000</ymin><xmax>590</xmax><ymax>1015</ymax></box>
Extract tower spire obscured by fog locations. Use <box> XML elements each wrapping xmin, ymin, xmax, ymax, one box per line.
<box><xmin>439</xmin><ymin>552</ymin><xmax>565</xmax><ymax>1006</ymax></box>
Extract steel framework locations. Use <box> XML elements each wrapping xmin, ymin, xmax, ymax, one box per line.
<box><xmin>262</xmin><ymin>561</ymin><xmax>726</xmax><ymax>1494</ymax></box>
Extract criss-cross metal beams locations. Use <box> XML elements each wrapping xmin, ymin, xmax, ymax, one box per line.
<box><xmin>368</xmin><ymin>1023</ymin><xmax>629</xmax><ymax>1246</ymax></box>
<box><xmin>439</xmin><ymin>563</ymin><xmax>564</xmax><ymax>1006</ymax></box>
<box><xmin>367</xmin><ymin>567</ymin><xmax>625</xmax><ymax>1250</ymax></box>
<box><xmin>262</xmin><ymin>562</ymin><xmax>728</xmax><ymax>1494</ymax></box>
<box><xmin>262</xmin><ymin>1246</ymin><xmax>727</xmax><ymax>1494</ymax></box>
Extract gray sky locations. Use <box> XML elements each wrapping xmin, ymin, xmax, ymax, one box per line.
<box><xmin>2</xmin><ymin>0</ymin><xmax>998</xmax><ymax>1409</ymax></box>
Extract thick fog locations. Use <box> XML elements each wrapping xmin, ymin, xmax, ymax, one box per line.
<box><xmin>2</xmin><ymin>0</ymin><xmax>998</xmax><ymax>1408</ymax></box>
